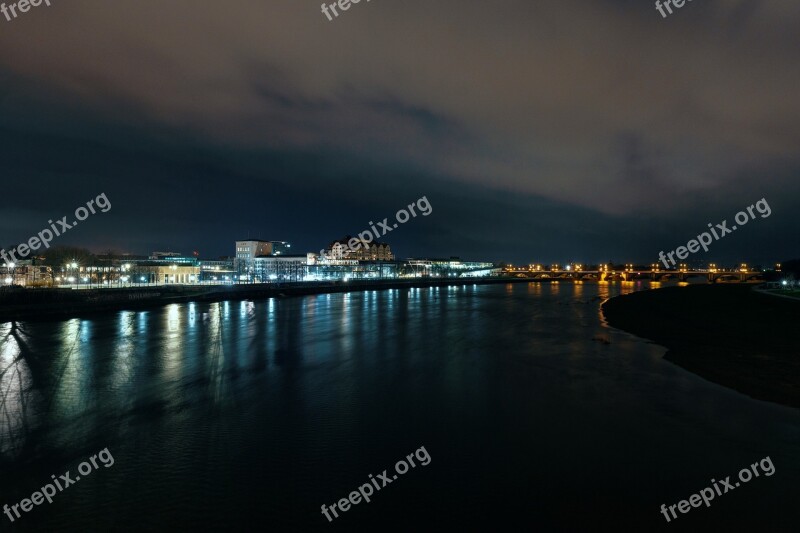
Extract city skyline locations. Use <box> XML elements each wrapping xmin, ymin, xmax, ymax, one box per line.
<box><xmin>2</xmin><ymin>233</ymin><xmax>791</xmax><ymax>269</ymax></box>
<box><xmin>1</xmin><ymin>2</ymin><xmax>798</xmax><ymax>264</ymax></box>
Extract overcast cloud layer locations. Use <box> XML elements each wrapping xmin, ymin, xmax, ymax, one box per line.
<box><xmin>0</xmin><ymin>0</ymin><xmax>798</xmax><ymax>263</ymax></box>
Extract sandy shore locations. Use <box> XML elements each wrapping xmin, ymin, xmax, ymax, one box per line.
<box><xmin>602</xmin><ymin>284</ymin><xmax>800</xmax><ymax>408</ymax></box>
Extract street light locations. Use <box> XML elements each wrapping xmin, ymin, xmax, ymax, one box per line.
<box><xmin>63</xmin><ymin>262</ymin><xmax>79</xmax><ymax>288</ymax></box>
<box><xmin>5</xmin><ymin>262</ymin><xmax>15</xmax><ymax>286</ymax></box>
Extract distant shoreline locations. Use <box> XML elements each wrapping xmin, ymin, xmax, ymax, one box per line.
<box><xmin>602</xmin><ymin>284</ymin><xmax>800</xmax><ymax>409</ymax></box>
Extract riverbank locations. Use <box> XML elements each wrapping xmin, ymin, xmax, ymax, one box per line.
<box><xmin>602</xmin><ymin>284</ymin><xmax>800</xmax><ymax>408</ymax></box>
<box><xmin>0</xmin><ymin>277</ymin><xmax>534</xmax><ymax>322</ymax></box>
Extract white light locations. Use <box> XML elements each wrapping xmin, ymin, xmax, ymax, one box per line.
<box><xmin>6</xmin><ymin>263</ymin><xmax>14</xmax><ymax>268</ymax></box>
<box><xmin>67</xmin><ymin>277</ymin><xmax>75</xmax><ymax>282</ymax></box>
<box><xmin>4</xmin><ymin>277</ymin><xmax>12</xmax><ymax>284</ymax></box>
<box><xmin>141</xmin><ymin>277</ymin><xmax>147</xmax><ymax>282</ymax></box>
<box><xmin>782</xmin><ymin>281</ymin><xmax>788</xmax><ymax>286</ymax></box>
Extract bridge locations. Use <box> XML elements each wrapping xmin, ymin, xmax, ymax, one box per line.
<box><xmin>503</xmin><ymin>264</ymin><xmax>765</xmax><ymax>283</ymax></box>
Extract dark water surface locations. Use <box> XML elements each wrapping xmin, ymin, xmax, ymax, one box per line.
<box><xmin>1</xmin><ymin>282</ymin><xmax>798</xmax><ymax>531</ymax></box>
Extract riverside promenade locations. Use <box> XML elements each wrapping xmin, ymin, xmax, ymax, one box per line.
<box><xmin>0</xmin><ymin>277</ymin><xmax>534</xmax><ymax>322</ymax></box>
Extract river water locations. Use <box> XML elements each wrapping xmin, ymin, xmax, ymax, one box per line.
<box><xmin>1</xmin><ymin>282</ymin><xmax>798</xmax><ymax>531</ymax></box>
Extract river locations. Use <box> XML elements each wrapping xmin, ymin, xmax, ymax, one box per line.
<box><xmin>1</xmin><ymin>281</ymin><xmax>798</xmax><ymax>531</ymax></box>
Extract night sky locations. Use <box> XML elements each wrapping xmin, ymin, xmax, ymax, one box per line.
<box><xmin>1</xmin><ymin>0</ymin><xmax>798</xmax><ymax>264</ymax></box>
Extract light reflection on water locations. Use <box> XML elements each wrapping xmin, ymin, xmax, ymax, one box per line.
<box><xmin>0</xmin><ymin>281</ymin><xmax>797</xmax><ymax>531</ymax></box>
<box><xmin>0</xmin><ymin>323</ymin><xmax>32</xmax><ymax>456</ymax></box>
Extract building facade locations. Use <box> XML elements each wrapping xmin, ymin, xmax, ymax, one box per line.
<box><xmin>199</xmin><ymin>258</ymin><xmax>236</xmax><ymax>282</ymax></box>
<box><xmin>252</xmin><ymin>255</ymin><xmax>308</xmax><ymax>283</ymax></box>
<box><xmin>133</xmin><ymin>263</ymin><xmax>201</xmax><ymax>284</ymax></box>
<box><xmin>1</xmin><ymin>263</ymin><xmax>53</xmax><ymax>287</ymax></box>
<box><xmin>322</xmin><ymin>237</ymin><xmax>394</xmax><ymax>262</ymax></box>
<box><xmin>236</xmin><ymin>240</ymin><xmax>293</xmax><ymax>279</ymax></box>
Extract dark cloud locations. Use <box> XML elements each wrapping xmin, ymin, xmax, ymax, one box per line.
<box><xmin>0</xmin><ymin>0</ymin><xmax>798</xmax><ymax>263</ymax></box>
